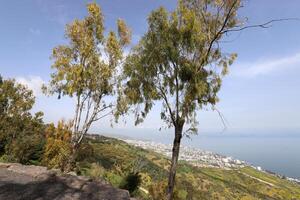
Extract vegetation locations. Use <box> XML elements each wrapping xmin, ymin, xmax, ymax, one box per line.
<box><xmin>119</xmin><ymin>0</ymin><xmax>242</xmax><ymax>198</ymax></box>
<box><xmin>1</xmin><ymin>1</ymin><xmax>298</xmax><ymax>199</ymax></box>
<box><xmin>43</xmin><ymin>2</ymin><xmax>131</xmax><ymax>170</ymax></box>
<box><xmin>42</xmin><ymin>120</ymin><xmax>72</xmax><ymax>171</ymax></box>
<box><xmin>0</xmin><ymin>75</ymin><xmax>45</xmax><ymax>165</ymax></box>
<box><xmin>0</xmin><ymin>76</ymin><xmax>299</xmax><ymax>199</ymax></box>
<box><xmin>75</xmin><ymin>136</ymin><xmax>300</xmax><ymax>200</ymax></box>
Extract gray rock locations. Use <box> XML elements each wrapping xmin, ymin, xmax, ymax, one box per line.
<box><xmin>0</xmin><ymin>162</ymin><xmax>131</xmax><ymax>200</ymax></box>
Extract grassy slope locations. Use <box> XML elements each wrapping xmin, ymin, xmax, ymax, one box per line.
<box><xmin>77</xmin><ymin>136</ymin><xmax>300</xmax><ymax>200</ymax></box>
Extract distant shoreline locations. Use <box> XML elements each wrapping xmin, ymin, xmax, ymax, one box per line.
<box><xmin>87</xmin><ymin>133</ymin><xmax>300</xmax><ymax>184</ymax></box>
<box><xmin>120</xmin><ymin>137</ymin><xmax>300</xmax><ymax>185</ymax></box>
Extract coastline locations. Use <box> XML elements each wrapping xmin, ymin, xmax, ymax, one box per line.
<box><xmin>120</xmin><ymin>137</ymin><xmax>300</xmax><ymax>185</ymax></box>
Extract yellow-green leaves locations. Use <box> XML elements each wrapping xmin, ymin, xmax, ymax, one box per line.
<box><xmin>0</xmin><ymin>78</ymin><xmax>35</xmax><ymax>116</ymax></box>
<box><xmin>44</xmin><ymin>3</ymin><xmax>131</xmax><ymax>146</ymax></box>
<box><xmin>46</xmin><ymin>2</ymin><xmax>130</xmax><ymax>99</ymax></box>
<box><xmin>106</xmin><ymin>31</ymin><xmax>122</xmax><ymax>67</ymax></box>
<box><xmin>122</xmin><ymin>0</ymin><xmax>241</xmax><ymax>133</ymax></box>
<box><xmin>117</xmin><ymin>19</ymin><xmax>131</xmax><ymax>46</ymax></box>
<box><xmin>86</xmin><ymin>2</ymin><xmax>104</xmax><ymax>42</ymax></box>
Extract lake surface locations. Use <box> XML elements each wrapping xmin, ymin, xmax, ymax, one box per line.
<box><xmin>183</xmin><ymin>136</ymin><xmax>300</xmax><ymax>179</ymax></box>
<box><xmin>104</xmin><ymin>130</ymin><xmax>300</xmax><ymax>179</ymax></box>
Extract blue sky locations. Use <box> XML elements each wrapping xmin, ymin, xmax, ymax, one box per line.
<box><xmin>1</xmin><ymin>0</ymin><xmax>300</xmax><ymax>137</ymax></box>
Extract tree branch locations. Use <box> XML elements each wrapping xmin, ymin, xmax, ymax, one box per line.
<box><xmin>199</xmin><ymin>0</ymin><xmax>239</xmax><ymax>72</ymax></box>
<box><xmin>222</xmin><ymin>18</ymin><xmax>300</xmax><ymax>34</ymax></box>
<box><xmin>157</xmin><ymin>84</ymin><xmax>176</xmax><ymax>126</ymax></box>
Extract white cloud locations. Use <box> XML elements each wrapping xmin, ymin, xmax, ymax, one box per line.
<box><xmin>29</xmin><ymin>28</ymin><xmax>41</xmax><ymax>36</ymax></box>
<box><xmin>16</xmin><ymin>76</ymin><xmax>45</xmax><ymax>97</ymax></box>
<box><xmin>231</xmin><ymin>52</ymin><xmax>300</xmax><ymax>77</ymax></box>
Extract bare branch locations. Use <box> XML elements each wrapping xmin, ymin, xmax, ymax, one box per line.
<box><xmin>222</xmin><ymin>18</ymin><xmax>300</xmax><ymax>34</ymax></box>
<box><xmin>156</xmin><ymin>84</ymin><xmax>176</xmax><ymax>126</ymax></box>
<box><xmin>212</xmin><ymin>106</ymin><xmax>229</xmax><ymax>134</ymax></box>
<box><xmin>93</xmin><ymin>110</ymin><xmax>113</xmax><ymax>121</ymax></box>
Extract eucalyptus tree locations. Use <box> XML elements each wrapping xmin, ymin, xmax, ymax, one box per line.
<box><xmin>120</xmin><ymin>0</ymin><xmax>242</xmax><ymax>199</ymax></box>
<box><xmin>44</xmin><ymin>3</ymin><xmax>131</xmax><ymax>168</ymax></box>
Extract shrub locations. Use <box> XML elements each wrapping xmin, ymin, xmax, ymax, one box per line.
<box><xmin>149</xmin><ymin>180</ymin><xmax>188</xmax><ymax>200</ymax></box>
<box><xmin>75</xmin><ymin>142</ymin><xmax>94</xmax><ymax>162</ymax></box>
<box><xmin>104</xmin><ymin>171</ymin><xmax>123</xmax><ymax>187</ymax></box>
<box><xmin>120</xmin><ymin>172</ymin><xmax>142</xmax><ymax>195</ymax></box>
<box><xmin>89</xmin><ymin>163</ymin><xmax>105</xmax><ymax>179</ymax></box>
<box><xmin>140</xmin><ymin>172</ymin><xmax>152</xmax><ymax>187</ymax></box>
<box><xmin>9</xmin><ymin>133</ymin><xmax>45</xmax><ymax>164</ymax></box>
<box><xmin>42</xmin><ymin>120</ymin><xmax>72</xmax><ymax>171</ymax></box>
<box><xmin>148</xmin><ymin>180</ymin><xmax>168</xmax><ymax>200</ymax></box>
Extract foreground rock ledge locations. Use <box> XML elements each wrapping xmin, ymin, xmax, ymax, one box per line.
<box><xmin>0</xmin><ymin>162</ymin><xmax>132</xmax><ymax>200</ymax></box>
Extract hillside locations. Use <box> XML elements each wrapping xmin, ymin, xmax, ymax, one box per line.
<box><xmin>75</xmin><ymin>135</ymin><xmax>300</xmax><ymax>200</ymax></box>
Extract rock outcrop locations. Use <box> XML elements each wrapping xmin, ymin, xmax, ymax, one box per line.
<box><xmin>0</xmin><ymin>162</ymin><xmax>131</xmax><ymax>200</ymax></box>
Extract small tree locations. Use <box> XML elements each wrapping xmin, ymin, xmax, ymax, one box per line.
<box><xmin>120</xmin><ymin>0</ymin><xmax>241</xmax><ymax>199</ymax></box>
<box><xmin>44</xmin><ymin>3</ymin><xmax>131</xmax><ymax>169</ymax></box>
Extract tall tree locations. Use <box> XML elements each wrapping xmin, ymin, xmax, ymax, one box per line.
<box><xmin>119</xmin><ymin>0</ymin><xmax>241</xmax><ymax>199</ymax></box>
<box><xmin>44</xmin><ymin>3</ymin><xmax>131</xmax><ymax>169</ymax></box>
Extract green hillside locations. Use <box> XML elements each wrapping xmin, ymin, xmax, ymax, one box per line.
<box><xmin>76</xmin><ymin>135</ymin><xmax>300</xmax><ymax>200</ymax></box>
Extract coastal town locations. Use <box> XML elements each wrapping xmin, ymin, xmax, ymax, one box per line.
<box><xmin>123</xmin><ymin>138</ymin><xmax>300</xmax><ymax>185</ymax></box>
<box><xmin>123</xmin><ymin>139</ymin><xmax>247</xmax><ymax>169</ymax></box>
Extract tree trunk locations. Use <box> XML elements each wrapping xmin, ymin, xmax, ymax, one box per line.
<box><xmin>65</xmin><ymin>142</ymin><xmax>79</xmax><ymax>172</ymax></box>
<box><xmin>167</xmin><ymin>124</ymin><xmax>183</xmax><ymax>200</ymax></box>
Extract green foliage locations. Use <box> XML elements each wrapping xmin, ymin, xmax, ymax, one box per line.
<box><xmin>9</xmin><ymin>133</ymin><xmax>45</xmax><ymax>164</ymax></box>
<box><xmin>88</xmin><ymin>162</ymin><xmax>106</xmax><ymax>179</ymax></box>
<box><xmin>148</xmin><ymin>180</ymin><xmax>168</xmax><ymax>200</ymax></box>
<box><xmin>104</xmin><ymin>171</ymin><xmax>123</xmax><ymax>187</ymax></box>
<box><xmin>148</xmin><ymin>179</ymin><xmax>188</xmax><ymax>200</ymax></box>
<box><xmin>42</xmin><ymin>120</ymin><xmax>72</xmax><ymax>171</ymax></box>
<box><xmin>75</xmin><ymin>136</ymin><xmax>300</xmax><ymax>200</ymax></box>
<box><xmin>75</xmin><ymin>142</ymin><xmax>95</xmax><ymax>162</ymax></box>
<box><xmin>120</xmin><ymin>0</ymin><xmax>241</xmax><ymax>132</ymax></box>
<box><xmin>0</xmin><ymin>76</ymin><xmax>45</xmax><ymax>164</ymax></box>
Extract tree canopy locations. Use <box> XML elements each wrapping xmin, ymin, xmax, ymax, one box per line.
<box><xmin>0</xmin><ymin>75</ymin><xmax>45</xmax><ymax>164</ymax></box>
<box><xmin>122</xmin><ymin>0</ymin><xmax>240</xmax><ymax>133</ymax></box>
<box><xmin>44</xmin><ymin>3</ymin><xmax>131</xmax><ymax>150</ymax></box>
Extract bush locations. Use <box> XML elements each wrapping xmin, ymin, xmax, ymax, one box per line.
<box><xmin>120</xmin><ymin>172</ymin><xmax>142</xmax><ymax>195</ymax></box>
<box><xmin>89</xmin><ymin>163</ymin><xmax>105</xmax><ymax>179</ymax></box>
<box><xmin>104</xmin><ymin>171</ymin><xmax>123</xmax><ymax>187</ymax></box>
<box><xmin>75</xmin><ymin>142</ymin><xmax>94</xmax><ymax>162</ymax></box>
<box><xmin>149</xmin><ymin>180</ymin><xmax>168</xmax><ymax>200</ymax></box>
<box><xmin>42</xmin><ymin>120</ymin><xmax>72</xmax><ymax>171</ymax></box>
<box><xmin>149</xmin><ymin>180</ymin><xmax>189</xmax><ymax>200</ymax></box>
<box><xmin>9</xmin><ymin>134</ymin><xmax>45</xmax><ymax>164</ymax></box>
<box><xmin>140</xmin><ymin>172</ymin><xmax>152</xmax><ymax>187</ymax></box>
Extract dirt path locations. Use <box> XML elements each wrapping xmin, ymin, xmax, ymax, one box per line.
<box><xmin>240</xmin><ymin>172</ymin><xmax>275</xmax><ymax>187</ymax></box>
